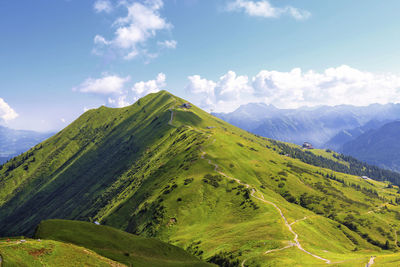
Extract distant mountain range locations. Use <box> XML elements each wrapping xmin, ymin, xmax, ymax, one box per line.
<box><xmin>0</xmin><ymin>126</ymin><xmax>52</xmax><ymax>163</ymax></box>
<box><xmin>213</xmin><ymin>103</ymin><xmax>400</xmax><ymax>150</ymax></box>
<box><xmin>342</xmin><ymin>121</ymin><xmax>400</xmax><ymax>172</ymax></box>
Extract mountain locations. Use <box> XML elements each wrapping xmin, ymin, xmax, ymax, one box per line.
<box><xmin>324</xmin><ymin>120</ymin><xmax>390</xmax><ymax>152</ymax></box>
<box><xmin>342</xmin><ymin>121</ymin><xmax>400</xmax><ymax>172</ymax></box>
<box><xmin>0</xmin><ymin>126</ymin><xmax>52</xmax><ymax>164</ymax></box>
<box><xmin>213</xmin><ymin>103</ymin><xmax>400</xmax><ymax>148</ymax></box>
<box><xmin>3</xmin><ymin>91</ymin><xmax>400</xmax><ymax>265</ymax></box>
<box><xmin>215</xmin><ymin>103</ymin><xmax>281</xmax><ymax>131</ymax></box>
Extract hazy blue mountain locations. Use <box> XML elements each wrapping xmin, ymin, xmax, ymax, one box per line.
<box><xmin>341</xmin><ymin>121</ymin><xmax>400</xmax><ymax>171</ymax></box>
<box><xmin>214</xmin><ymin>103</ymin><xmax>400</xmax><ymax>148</ymax></box>
<box><xmin>0</xmin><ymin>126</ymin><xmax>52</xmax><ymax>163</ymax></box>
<box><xmin>324</xmin><ymin>120</ymin><xmax>389</xmax><ymax>151</ymax></box>
<box><xmin>215</xmin><ymin>103</ymin><xmax>281</xmax><ymax>131</ymax></box>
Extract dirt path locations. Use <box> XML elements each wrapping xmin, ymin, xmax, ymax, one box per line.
<box><xmin>366</xmin><ymin>256</ymin><xmax>375</xmax><ymax>267</ymax></box>
<box><xmin>200</xmin><ymin>143</ymin><xmax>331</xmax><ymax>265</ymax></box>
<box><xmin>264</xmin><ymin>244</ymin><xmax>294</xmax><ymax>254</ymax></box>
<box><xmin>250</xmin><ymin>190</ymin><xmax>331</xmax><ymax>264</ymax></box>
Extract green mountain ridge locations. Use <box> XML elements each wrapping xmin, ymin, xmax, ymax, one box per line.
<box><xmin>2</xmin><ymin>90</ymin><xmax>400</xmax><ymax>265</ymax></box>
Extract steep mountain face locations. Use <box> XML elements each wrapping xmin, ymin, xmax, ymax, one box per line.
<box><xmin>0</xmin><ymin>126</ymin><xmax>52</xmax><ymax>163</ymax></box>
<box><xmin>214</xmin><ymin>103</ymin><xmax>400</xmax><ymax>148</ymax></box>
<box><xmin>3</xmin><ymin>91</ymin><xmax>400</xmax><ymax>265</ymax></box>
<box><xmin>342</xmin><ymin>121</ymin><xmax>400</xmax><ymax>172</ymax></box>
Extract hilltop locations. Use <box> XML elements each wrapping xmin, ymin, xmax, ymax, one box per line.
<box><xmin>2</xmin><ymin>91</ymin><xmax>400</xmax><ymax>265</ymax></box>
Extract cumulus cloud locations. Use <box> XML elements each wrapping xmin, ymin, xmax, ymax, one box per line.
<box><xmin>0</xmin><ymin>98</ymin><xmax>18</xmax><ymax>122</ymax></box>
<box><xmin>186</xmin><ymin>66</ymin><xmax>400</xmax><ymax>112</ymax></box>
<box><xmin>108</xmin><ymin>95</ymin><xmax>130</xmax><ymax>108</ymax></box>
<box><xmin>186</xmin><ymin>75</ymin><xmax>217</xmax><ymax>109</ymax></box>
<box><xmin>94</xmin><ymin>0</ymin><xmax>113</xmax><ymax>13</ymax></box>
<box><xmin>74</xmin><ymin>75</ymin><xmax>130</xmax><ymax>94</ymax></box>
<box><xmin>132</xmin><ymin>73</ymin><xmax>166</xmax><ymax>99</ymax></box>
<box><xmin>76</xmin><ymin>72</ymin><xmax>168</xmax><ymax>108</ymax></box>
<box><xmin>227</xmin><ymin>0</ymin><xmax>310</xmax><ymax>20</ymax></box>
<box><xmin>94</xmin><ymin>0</ymin><xmax>172</xmax><ymax>60</ymax></box>
<box><xmin>186</xmin><ymin>71</ymin><xmax>252</xmax><ymax>111</ymax></box>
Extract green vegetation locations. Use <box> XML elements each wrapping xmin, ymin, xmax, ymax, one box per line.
<box><xmin>0</xmin><ymin>238</ymin><xmax>122</xmax><ymax>266</ymax></box>
<box><xmin>35</xmin><ymin>219</ymin><xmax>212</xmax><ymax>267</ymax></box>
<box><xmin>2</xmin><ymin>90</ymin><xmax>400</xmax><ymax>265</ymax></box>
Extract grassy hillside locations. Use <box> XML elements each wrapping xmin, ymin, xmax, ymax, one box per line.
<box><xmin>0</xmin><ymin>238</ymin><xmax>123</xmax><ymax>267</ymax></box>
<box><xmin>34</xmin><ymin>219</ymin><xmax>212</xmax><ymax>267</ymax></box>
<box><xmin>2</xmin><ymin>91</ymin><xmax>400</xmax><ymax>265</ymax></box>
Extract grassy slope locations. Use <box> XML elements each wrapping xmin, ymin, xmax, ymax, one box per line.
<box><xmin>0</xmin><ymin>91</ymin><xmax>180</xmax><ymax>235</ymax></box>
<box><xmin>35</xmin><ymin>219</ymin><xmax>212</xmax><ymax>267</ymax></box>
<box><xmin>2</xmin><ymin>91</ymin><xmax>400</xmax><ymax>265</ymax></box>
<box><xmin>0</xmin><ymin>238</ymin><xmax>123</xmax><ymax>267</ymax></box>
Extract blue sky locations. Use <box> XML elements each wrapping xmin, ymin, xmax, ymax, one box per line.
<box><xmin>1</xmin><ymin>0</ymin><xmax>400</xmax><ymax>131</ymax></box>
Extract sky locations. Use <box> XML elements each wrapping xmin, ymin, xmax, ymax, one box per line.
<box><xmin>2</xmin><ymin>0</ymin><xmax>400</xmax><ymax>132</ymax></box>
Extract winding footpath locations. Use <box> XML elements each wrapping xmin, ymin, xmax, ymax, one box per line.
<box><xmin>366</xmin><ymin>256</ymin><xmax>375</xmax><ymax>267</ymax></box>
<box><xmin>200</xmin><ymin>140</ymin><xmax>331</xmax><ymax>266</ymax></box>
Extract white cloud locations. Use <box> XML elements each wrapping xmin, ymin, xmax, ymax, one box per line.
<box><xmin>0</xmin><ymin>98</ymin><xmax>18</xmax><ymax>122</ymax></box>
<box><xmin>76</xmin><ymin>72</ymin><xmax>168</xmax><ymax>109</ymax></box>
<box><xmin>94</xmin><ymin>0</ymin><xmax>113</xmax><ymax>13</ymax></box>
<box><xmin>185</xmin><ymin>71</ymin><xmax>252</xmax><ymax>111</ymax></box>
<box><xmin>74</xmin><ymin>75</ymin><xmax>130</xmax><ymax>95</ymax></box>
<box><xmin>215</xmin><ymin>71</ymin><xmax>252</xmax><ymax>102</ymax></box>
<box><xmin>186</xmin><ymin>66</ymin><xmax>400</xmax><ymax>112</ymax></box>
<box><xmin>158</xmin><ymin>40</ymin><xmax>177</xmax><ymax>49</ymax></box>
<box><xmin>185</xmin><ymin>75</ymin><xmax>217</xmax><ymax>109</ymax></box>
<box><xmin>94</xmin><ymin>35</ymin><xmax>110</xmax><ymax>45</ymax></box>
<box><xmin>94</xmin><ymin>0</ymin><xmax>172</xmax><ymax>60</ymax></box>
<box><xmin>132</xmin><ymin>73</ymin><xmax>166</xmax><ymax>99</ymax></box>
<box><xmin>108</xmin><ymin>95</ymin><xmax>130</xmax><ymax>108</ymax></box>
<box><xmin>227</xmin><ymin>0</ymin><xmax>310</xmax><ymax>20</ymax></box>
